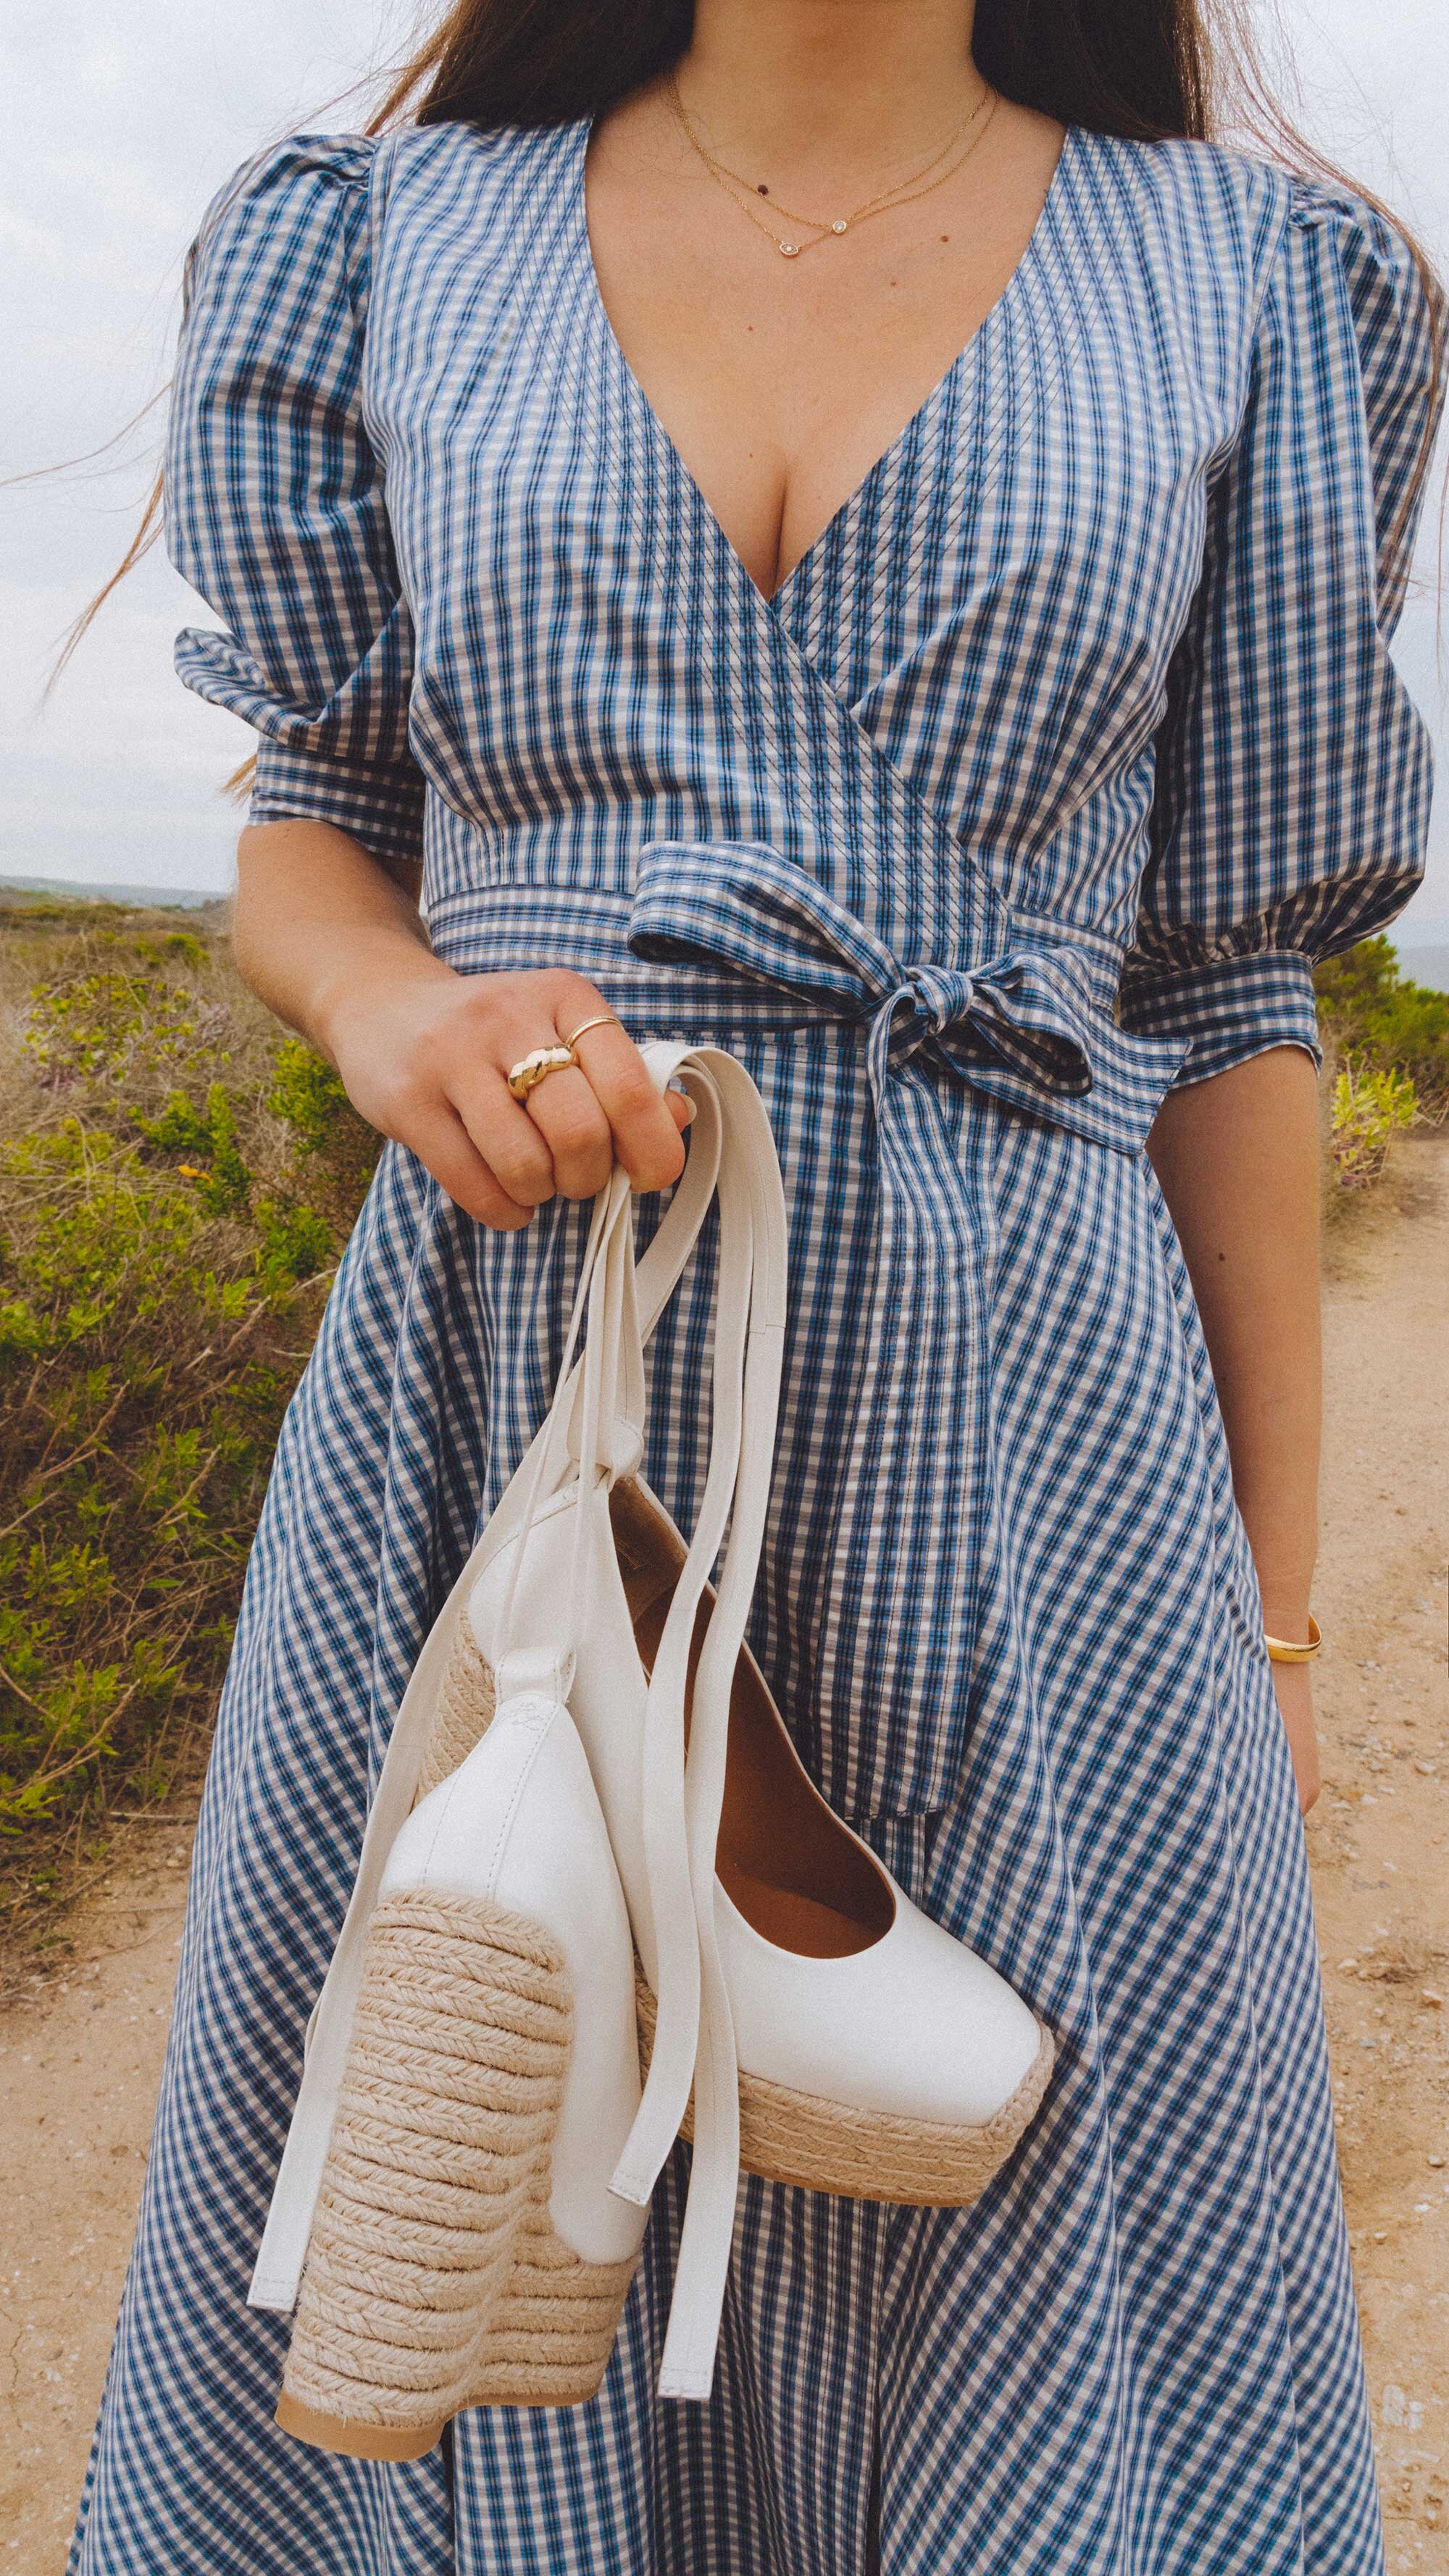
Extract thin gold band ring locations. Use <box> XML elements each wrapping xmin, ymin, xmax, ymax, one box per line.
<box><xmin>561</xmin><ymin>1013</ymin><xmax>622</xmax><ymax>1050</ymax></box>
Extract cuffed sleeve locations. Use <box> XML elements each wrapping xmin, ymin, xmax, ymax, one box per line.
<box><xmin>1120</xmin><ymin>179</ymin><xmax>1444</xmax><ymax>1085</ymax></box>
<box><xmin>165</xmin><ymin>135</ymin><xmax>425</xmax><ymax>869</ymax></box>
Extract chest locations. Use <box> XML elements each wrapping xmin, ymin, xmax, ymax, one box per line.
<box><xmin>367</xmin><ymin>125</ymin><xmax>1251</xmax><ymax>858</ymax></box>
<box><xmin>581</xmin><ymin>108</ymin><xmax>1069</xmax><ymax>601</ymax></box>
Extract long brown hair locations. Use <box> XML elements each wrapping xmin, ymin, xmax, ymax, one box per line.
<box><xmin>51</xmin><ymin>0</ymin><xmax>1445</xmax><ymax>723</ymax></box>
<box><xmin>380</xmin><ymin>0</ymin><xmax>1214</xmax><ymax>137</ymax></box>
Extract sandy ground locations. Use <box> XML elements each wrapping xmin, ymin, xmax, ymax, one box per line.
<box><xmin>1</xmin><ymin>1137</ymin><xmax>1446</xmax><ymax>2572</ymax></box>
<box><xmin>1305</xmin><ymin>1134</ymin><xmax>1449</xmax><ymax>2569</ymax></box>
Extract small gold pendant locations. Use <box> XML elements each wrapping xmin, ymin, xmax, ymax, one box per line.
<box><xmin>778</xmin><ymin>241</ymin><xmax>800</xmax><ymax>257</ymax></box>
<box><xmin>832</xmin><ymin>220</ymin><xmax>848</xmax><ymax>234</ymax></box>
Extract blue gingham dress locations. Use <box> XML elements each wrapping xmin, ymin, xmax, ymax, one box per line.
<box><xmin>71</xmin><ymin>115</ymin><xmax>1440</xmax><ymax>2576</ymax></box>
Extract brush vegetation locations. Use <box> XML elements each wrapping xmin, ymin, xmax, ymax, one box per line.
<box><xmin>1315</xmin><ymin>935</ymin><xmax>1449</xmax><ymax>1189</ymax></box>
<box><xmin>0</xmin><ymin>898</ymin><xmax>1441</xmax><ymax>1945</ymax></box>
<box><xmin>0</xmin><ymin>895</ymin><xmax>375</xmax><ymax>1944</ymax></box>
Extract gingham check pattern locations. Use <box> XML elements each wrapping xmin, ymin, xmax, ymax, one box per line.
<box><xmin>71</xmin><ymin>112</ymin><xmax>1438</xmax><ymax>2575</ymax></box>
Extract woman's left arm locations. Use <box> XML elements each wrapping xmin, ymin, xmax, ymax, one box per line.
<box><xmin>1146</xmin><ymin>1045</ymin><xmax>1322</xmax><ymax>1812</ymax></box>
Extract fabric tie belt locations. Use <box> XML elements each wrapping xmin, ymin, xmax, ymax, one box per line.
<box><xmin>630</xmin><ymin>839</ymin><xmax>1187</xmax><ymax>1817</ymax></box>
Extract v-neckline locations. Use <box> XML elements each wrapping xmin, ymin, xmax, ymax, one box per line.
<box><xmin>572</xmin><ymin>113</ymin><xmax>1077</xmax><ymax>613</ymax></box>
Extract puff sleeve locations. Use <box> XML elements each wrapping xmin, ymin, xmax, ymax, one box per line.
<box><xmin>1119</xmin><ymin>180</ymin><xmax>1444</xmax><ymax>1083</ymax></box>
<box><xmin>165</xmin><ymin>135</ymin><xmax>425</xmax><ymax>869</ymax></box>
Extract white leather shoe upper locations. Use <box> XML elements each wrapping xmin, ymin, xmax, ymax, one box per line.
<box><xmin>469</xmin><ymin>1489</ymin><xmax>1043</xmax><ymax>2130</ymax></box>
<box><xmin>379</xmin><ymin>1694</ymin><xmax>648</xmax><ymax>2270</ymax></box>
<box><xmin>717</xmin><ymin>1877</ymin><xmax>1043</xmax><ymax>2122</ymax></box>
<box><xmin>468</xmin><ymin>1491</ymin><xmax>660</xmax><ymax>1986</ymax></box>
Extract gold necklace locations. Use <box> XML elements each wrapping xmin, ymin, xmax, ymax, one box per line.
<box><xmin>669</xmin><ymin>75</ymin><xmax>997</xmax><ymax>260</ymax></box>
<box><xmin>669</xmin><ymin>75</ymin><xmax>991</xmax><ymax>238</ymax></box>
<box><xmin>689</xmin><ymin>100</ymin><xmax>1000</xmax><ymax>260</ymax></box>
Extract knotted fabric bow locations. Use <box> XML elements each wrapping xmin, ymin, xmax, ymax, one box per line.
<box><xmin>630</xmin><ymin>838</ymin><xmax>1183</xmax><ymax>1817</ymax></box>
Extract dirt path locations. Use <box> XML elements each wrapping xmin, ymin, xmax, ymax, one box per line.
<box><xmin>2</xmin><ymin>1139</ymin><xmax>1446</xmax><ymax>2572</ymax></box>
<box><xmin>0</xmin><ymin>1823</ymin><xmax>196</xmax><ymax>2567</ymax></box>
<box><xmin>1306</xmin><ymin>1134</ymin><xmax>1449</xmax><ymax>2571</ymax></box>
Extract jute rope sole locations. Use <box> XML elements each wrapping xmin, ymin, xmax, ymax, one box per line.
<box><xmin>635</xmin><ymin>1970</ymin><xmax>1054</xmax><ymax>2204</ymax></box>
<box><xmin>414</xmin><ymin>1611</ymin><xmax>497</xmax><ymax>1799</ymax></box>
<box><xmin>277</xmin><ymin>1881</ymin><xmax>640</xmax><ymax>2458</ymax></box>
<box><xmin>277</xmin><ymin>1620</ymin><xmax>643</xmax><ymax>2454</ymax></box>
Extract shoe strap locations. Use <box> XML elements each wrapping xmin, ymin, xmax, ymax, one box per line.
<box><xmin>609</xmin><ymin>1047</ymin><xmax>787</xmax><ymax>2397</ymax></box>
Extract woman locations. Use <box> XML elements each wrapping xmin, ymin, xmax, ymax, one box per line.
<box><xmin>69</xmin><ymin>0</ymin><xmax>1440</xmax><ymax>2562</ymax></box>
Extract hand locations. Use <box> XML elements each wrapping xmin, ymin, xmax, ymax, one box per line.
<box><xmin>318</xmin><ymin>959</ymin><xmax>691</xmax><ymax>1231</ymax></box>
<box><xmin>1270</xmin><ymin>1659</ymin><xmax>1321</xmax><ymax>1815</ymax></box>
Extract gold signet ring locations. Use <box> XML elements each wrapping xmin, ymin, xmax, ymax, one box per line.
<box><xmin>506</xmin><ymin>1042</ymin><xmax>578</xmax><ymax>1103</ymax></box>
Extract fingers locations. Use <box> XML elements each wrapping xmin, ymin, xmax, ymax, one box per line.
<box><xmin>404</xmin><ymin>1100</ymin><xmax>537</xmax><ymax>1232</ymax></box>
<box><xmin>396</xmin><ymin>971</ymin><xmax>692</xmax><ymax>1226</ymax></box>
<box><xmin>562</xmin><ymin>1015</ymin><xmax>689</xmax><ymax>1193</ymax></box>
<box><xmin>443</xmin><ymin>1063</ymin><xmax>566</xmax><ymax>1210</ymax></box>
<box><xmin>476</xmin><ymin>976</ymin><xmax>688</xmax><ymax>1199</ymax></box>
<box><xmin>514</xmin><ymin>1064</ymin><xmax>619</xmax><ymax>1200</ymax></box>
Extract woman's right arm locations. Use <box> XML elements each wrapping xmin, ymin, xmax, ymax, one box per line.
<box><xmin>234</xmin><ymin>819</ymin><xmax>690</xmax><ymax>1231</ymax></box>
<box><xmin>170</xmin><ymin>148</ymin><xmax>682</xmax><ymax>1230</ymax></box>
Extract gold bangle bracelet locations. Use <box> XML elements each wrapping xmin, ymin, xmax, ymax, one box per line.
<box><xmin>1264</xmin><ymin>1613</ymin><xmax>1321</xmax><ymax>1665</ymax></box>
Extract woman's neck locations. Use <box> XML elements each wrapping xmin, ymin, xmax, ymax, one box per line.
<box><xmin>676</xmin><ymin>0</ymin><xmax>985</xmax><ymax>172</ymax></box>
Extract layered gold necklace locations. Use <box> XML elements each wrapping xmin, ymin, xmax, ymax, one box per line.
<box><xmin>668</xmin><ymin>72</ymin><xmax>998</xmax><ymax>260</ymax></box>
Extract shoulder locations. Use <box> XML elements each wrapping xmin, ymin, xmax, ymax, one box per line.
<box><xmin>191</xmin><ymin>119</ymin><xmax>564</xmax><ymax>247</ymax></box>
<box><xmin>1064</xmin><ymin>130</ymin><xmax>1290</xmax><ymax>285</ymax></box>
<box><xmin>183</xmin><ymin>130</ymin><xmax>388</xmax><ymax>329</ymax></box>
<box><xmin>193</xmin><ymin>129</ymin><xmax>381</xmax><ymax>248</ymax></box>
<box><xmin>377</xmin><ymin>116</ymin><xmax>583</xmax><ymax>229</ymax></box>
<box><xmin>1275</xmin><ymin>171</ymin><xmax>1442</xmax><ymax>373</ymax></box>
<box><xmin>1067</xmin><ymin>131</ymin><xmax>1440</xmax><ymax>400</ymax></box>
<box><xmin>1080</xmin><ymin>132</ymin><xmax>1432</xmax><ymax>323</ymax></box>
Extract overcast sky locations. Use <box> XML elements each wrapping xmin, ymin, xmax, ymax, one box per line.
<box><xmin>3</xmin><ymin>1</ymin><xmax>1447</xmax><ymax>929</ymax></box>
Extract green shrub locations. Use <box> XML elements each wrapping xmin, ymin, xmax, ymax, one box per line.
<box><xmin>1315</xmin><ymin>937</ymin><xmax>1449</xmax><ymax>1121</ymax></box>
<box><xmin>269</xmin><ymin>1035</ymin><xmax>380</xmax><ymax>1207</ymax></box>
<box><xmin>254</xmin><ymin>1196</ymin><xmax>334</xmax><ymax>1292</ymax></box>
<box><xmin>0</xmin><ymin>908</ymin><xmax>378</xmax><ymax>1925</ymax></box>
<box><xmin>135</xmin><ymin>1083</ymin><xmax>254</xmax><ymax>1216</ymax></box>
<box><xmin>1329</xmin><ymin>1063</ymin><xmax>1418</xmax><ymax>1189</ymax></box>
<box><xmin>25</xmin><ymin>955</ymin><xmax>206</xmax><ymax>1089</ymax></box>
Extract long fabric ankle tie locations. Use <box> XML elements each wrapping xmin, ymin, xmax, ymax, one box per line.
<box><xmin>605</xmin><ymin>1052</ymin><xmax>786</xmax><ymax>2396</ymax></box>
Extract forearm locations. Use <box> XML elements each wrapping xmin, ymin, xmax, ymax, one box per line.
<box><xmin>233</xmin><ymin>818</ymin><xmax>449</xmax><ymax>1063</ymax></box>
<box><xmin>1146</xmin><ymin>1045</ymin><xmax>1321</xmax><ymax>1639</ymax></box>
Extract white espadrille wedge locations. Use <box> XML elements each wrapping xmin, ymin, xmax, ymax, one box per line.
<box><xmin>271</xmin><ymin>1691</ymin><xmax>648</xmax><ymax>2457</ymax></box>
<box><xmin>249</xmin><ymin>1043</ymin><xmax>1055</xmax><ymax>2444</ymax></box>
<box><xmin>614</xmin><ymin>1476</ymin><xmax>1056</xmax><ymax>2206</ymax></box>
